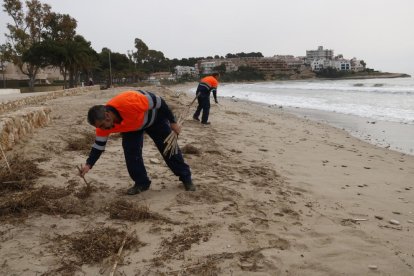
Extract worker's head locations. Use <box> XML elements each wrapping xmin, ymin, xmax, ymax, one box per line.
<box><xmin>212</xmin><ymin>72</ymin><xmax>220</xmax><ymax>79</ymax></box>
<box><xmin>87</xmin><ymin>105</ymin><xmax>114</xmax><ymax>130</ymax></box>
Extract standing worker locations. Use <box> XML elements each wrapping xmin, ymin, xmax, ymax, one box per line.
<box><xmin>192</xmin><ymin>72</ymin><xmax>220</xmax><ymax>125</ymax></box>
<box><xmin>79</xmin><ymin>90</ymin><xmax>196</xmax><ymax>195</ymax></box>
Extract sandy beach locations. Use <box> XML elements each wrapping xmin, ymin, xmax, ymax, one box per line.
<box><xmin>0</xmin><ymin>84</ymin><xmax>413</xmax><ymax>275</ymax></box>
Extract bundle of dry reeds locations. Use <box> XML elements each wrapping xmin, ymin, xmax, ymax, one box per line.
<box><xmin>163</xmin><ymin>94</ymin><xmax>198</xmax><ymax>158</ymax></box>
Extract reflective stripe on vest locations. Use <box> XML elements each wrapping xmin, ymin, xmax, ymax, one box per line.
<box><xmin>92</xmin><ymin>136</ymin><xmax>108</xmax><ymax>151</ymax></box>
<box><xmin>137</xmin><ymin>90</ymin><xmax>162</xmax><ymax>130</ymax></box>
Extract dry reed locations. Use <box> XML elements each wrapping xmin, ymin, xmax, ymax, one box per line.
<box><xmin>108</xmin><ymin>199</ymin><xmax>179</xmax><ymax>224</ymax></box>
<box><xmin>163</xmin><ymin>94</ymin><xmax>198</xmax><ymax>158</ymax></box>
<box><xmin>0</xmin><ymin>143</ymin><xmax>11</xmax><ymax>174</ymax></box>
<box><xmin>58</xmin><ymin>227</ymin><xmax>144</xmax><ymax>264</ymax></box>
<box><xmin>0</xmin><ymin>155</ymin><xmax>44</xmax><ymax>191</ymax></box>
<box><xmin>108</xmin><ymin>200</ymin><xmax>152</xmax><ymax>221</ymax></box>
<box><xmin>65</xmin><ymin>131</ymin><xmax>95</xmax><ymax>154</ymax></box>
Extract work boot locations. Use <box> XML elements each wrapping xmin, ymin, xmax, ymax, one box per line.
<box><xmin>183</xmin><ymin>181</ymin><xmax>196</xmax><ymax>191</ymax></box>
<box><xmin>127</xmin><ymin>184</ymin><xmax>149</xmax><ymax>195</ymax></box>
<box><xmin>201</xmin><ymin>121</ymin><xmax>211</xmax><ymax>125</ymax></box>
<box><xmin>193</xmin><ymin>116</ymin><xmax>200</xmax><ymax>121</ymax></box>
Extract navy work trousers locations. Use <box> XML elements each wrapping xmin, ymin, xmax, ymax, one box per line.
<box><xmin>121</xmin><ymin>118</ymin><xmax>191</xmax><ymax>189</ymax></box>
<box><xmin>193</xmin><ymin>95</ymin><xmax>210</xmax><ymax>123</ymax></box>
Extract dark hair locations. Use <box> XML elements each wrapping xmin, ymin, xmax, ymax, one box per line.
<box><xmin>87</xmin><ymin>105</ymin><xmax>106</xmax><ymax>125</ymax></box>
<box><xmin>212</xmin><ymin>72</ymin><xmax>220</xmax><ymax>77</ymax></box>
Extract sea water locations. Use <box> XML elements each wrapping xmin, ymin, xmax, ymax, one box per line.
<box><xmin>217</xmin><ymin>77</ymin><xmax>414</xmax><ymax>155</ymax></box>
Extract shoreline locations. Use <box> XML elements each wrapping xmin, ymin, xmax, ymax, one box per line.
<box><xmin>181</xmin><ymin>82</ymin><xmax>414</xmax><ymax>157</ymax></box>
<box><xmin>212</xmin><ymin>77</ymin><xmax>414</xmax><ymax>157</ymax></box>
<box><xmin>216</xmin><ymin>95</ymin><xmax>414</xmax><ymax>156</ymax></box>
<box><xmin>215</xmin><ymin>72</ymin><xmax>412</xmax><ymax>83</ymax></box>
<box><xmin>314</xmin><ymin>72</ymin><xmax>411</xmax><ymax>80</ymax></box>
<box><xmin>283</xmin><ymin>106</ymin><xmax>414</xmax><ymax>156</ymax></box>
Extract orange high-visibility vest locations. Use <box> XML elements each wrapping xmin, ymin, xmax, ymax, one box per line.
<box><xmin>200</xmin><ymin>76</ymin><xmax>218</xmax><ymax>89</ymax></box>
<box><xmin>95</xmin><ymin>90</ymin><xmax>161</xmax><ymax>137</ymax></box>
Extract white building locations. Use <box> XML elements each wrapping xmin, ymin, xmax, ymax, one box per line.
<box><xmin>197</xmin><ymin>59</ymin><xmax>239</xmax><ymax>74</ymax></box>
<box><xmin>147</xmin><ymin>72</ymin><xmax>175</xmax><ymax>84</ymax></box>
<box><xmin>174</xmin><ymin>66</ymin><xmax>197</xmax><ymax>77</ymax></box>
<box><xmin>333</xmin><ymin>59</ymin><xmax>351</xmax><ymax>71</ymax></box>
<box><xmin>198</xmin><ymin>60</ymin><xmax>218</xmax><ymax>74</ymax></box>
<box><xmin>306</xmin><ymin>46</ymin><xmax>334</xmax><ymax>64</ymax></box>
<box><xmin>310</xmin><ymin>59</ymin><xmax>332</xmax><ymax>71</ymax></box>
<box><xmin>310</xmin><ymin>58</ymin><xmax>351</xmax><ymax>72</ymax></box>
<box><xmin>350</xmin><ymin>58</ymin><xmax>365</xmax><ymax>72</ymax></box>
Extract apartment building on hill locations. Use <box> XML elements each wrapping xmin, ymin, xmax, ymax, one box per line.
<box><xmin>307</xmin><ymin>46</ymin><xmax>365</xmax><ymax>72</ymax></box>
<box><xmin>306</xmin><ymin>46</ymin><xmax>334</xmax><ymax>64</ymax></box>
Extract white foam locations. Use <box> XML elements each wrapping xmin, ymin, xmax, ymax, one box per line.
<box><xmin>219</xmin><ymin>78</ymin><xmax>414</xmax><ymax>124</ymax></box>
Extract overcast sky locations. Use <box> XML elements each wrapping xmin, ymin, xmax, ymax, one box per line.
<box><xmin>1</xmin><ymin>0</ymin><xmax>413</xmax><ymax>74</ymax></box>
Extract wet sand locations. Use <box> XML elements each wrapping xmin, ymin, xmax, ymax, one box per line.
<box><xmin>286</xmin><ymin>107</ymin><xmax>414</xmax><ymax>155</ymax></box>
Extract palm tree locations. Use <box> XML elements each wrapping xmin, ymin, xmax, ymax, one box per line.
<box><xmin>61</xmin><ymin>35</ymin><xmax>98</xmax><ymax>88</ymax></box>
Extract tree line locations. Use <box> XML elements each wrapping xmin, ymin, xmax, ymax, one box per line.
<box><xmin>0</xmin><ymin>0</ymin><xmax>264</xmax><ymax>91</ymax></box>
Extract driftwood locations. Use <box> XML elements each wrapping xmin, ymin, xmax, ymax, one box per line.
<box><xmin>1</xmin><ymin>180</ymin><xmax>22</xmax><ymax>184</ymax></box>
<box><xmin>109</xmin><ymin>231</ymin><xmax>134</xmax><ymax>276</ymax></box>
<box><xmin>351</xmin><ymin>218</ymin><xmax>368</xmax><ymax>222</ymax></box>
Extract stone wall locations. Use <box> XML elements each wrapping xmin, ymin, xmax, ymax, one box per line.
<box><xmin>0</xmin><ymin>85</ymin><xmax>99</xmax><ymax>153</ymax></box>
<box><xmin>0</xmin><ymin>107</ymin><xmax>51</xmax><ymax>150</ymax></box>
<box><xmin>0</xmin><ymin>85</ymin><xmax>99</xmax><ymax>115</ymax></box>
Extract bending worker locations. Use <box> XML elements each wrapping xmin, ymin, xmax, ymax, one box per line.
<box><xmin>79</xmin><ymin>90</ymin><xmax>196</xmax><ymax>195</ymax></box>
<box><xmin>192</xmin><ymin>72</ymin><xmax>220</xmax><ymax>125</ymax></box>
